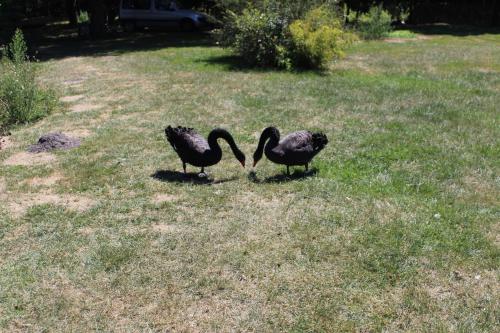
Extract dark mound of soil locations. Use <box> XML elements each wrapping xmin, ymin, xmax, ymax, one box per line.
<box><xmin>28</xmin><ymin>132</ymin><xmax>81</xmax><ymax>153</ymax></box>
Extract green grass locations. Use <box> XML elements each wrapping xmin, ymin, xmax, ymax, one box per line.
<box><xmin>0</xmin><ymin>29</ymin><xmax>499</xmax><ymax>331</ymax></box>
<box><xmin>388</xmin><ymin>29</ymin><xmax>419</xmax><ymax>38</ymax></box>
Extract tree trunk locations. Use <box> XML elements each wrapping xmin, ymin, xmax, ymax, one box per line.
<box><xmin>66</xmin><ymin>0</ymin><xmax>78</xmax><ymax>26</ymax></box>
<box><xmin>88</xmin><ymin>0</ymin><xmax>107</xmax><ymax>38</ymax></box>
<box><xmin>491</xmin><ymin>0</ymin><xmax>500</xmax><ymax>26</ymax></box>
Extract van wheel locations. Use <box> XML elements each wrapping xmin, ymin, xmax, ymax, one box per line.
<box><xmin>180</xmin><ymin>19</ymin><xmax>195</xmax><ymax>32</ymax></box>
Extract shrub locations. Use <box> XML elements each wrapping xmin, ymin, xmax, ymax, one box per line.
<box><xmin>77</xmin><ymin>11</ymin><xmax>90</xmax><ymax>24</ymax></box>
<box><xmin>0</xmin><ymin>29</ymin><xmax>56</xmax><ymax>134</ymax></box>
<box><xmin>288</xmin><ymin>6</ymin><xmax>354</xmax><ymax>69</ymax></box>
<box><xmin>219</xmin><ymin>8</ymin><xmax>289</xmax><ymax>68</ymax></box>
<box><xmin>219</xmin><ymin>4</ymin><xmax>353</xmax><ymax>70</ymax></box>
<box><xmin>356</xmin><ymin>5</ymin><xmax>392</xmax><ymax>40</ymax></box>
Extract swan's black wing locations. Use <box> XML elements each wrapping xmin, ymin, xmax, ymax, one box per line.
<box><xmin>274</xmin><ymin>130</ymin><xmax>328</xmax><ymax>165</ymax></box>
<box><xmin>279</xmin><ymin>131</ymin><xmax>315</xmax><ymax>154</ymax></box>
<box><xmin>165</xmin><ymin>126</ymin><xmax>210</xmax><ymax>155</ymax></box>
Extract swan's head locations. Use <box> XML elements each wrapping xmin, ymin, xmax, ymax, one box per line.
<box><xmin>252</xmin><ymin>149</ymin><xmax>263</xmax><ymax>168</ymax></box>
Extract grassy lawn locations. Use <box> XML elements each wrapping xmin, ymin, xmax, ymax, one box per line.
<box><xmin>0</xmin><ymin>28</ymin><xmax>499</xmax><ymax>331</ymax></box>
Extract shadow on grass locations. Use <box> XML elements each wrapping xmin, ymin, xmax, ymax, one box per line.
<box><xmin>248</xmin><ymin>169</ymin><xmax>318</xmax><ymax>183</ymax></box>
<box><xmin>201</xmin><ymin>54</ymin><xmax>327</xmax><ymax>75</ymax></box>
<box><xmin>17</xmin><ymin>23</ymin><xmax>216</xmax><ymax>61</ymax></box>
<box><xmin>404</xmin><ymin>24</ymin><xmax>500</xmax><ymax>36</ymax></box>
<box><xmin>151</xmin><ymin>170</ymin><xmax>237</xmax><ymax>185</ymax></box>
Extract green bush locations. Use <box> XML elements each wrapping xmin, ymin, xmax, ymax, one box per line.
<box><xmin>0</xmin><ymin>29</ymin><xmax>56</xmax><ymax>134</ymax></box>
<box><xmin>214</xmin><ymin>0</ymin><xmax>338</xmax><ymax>20</ymax></box>
<box><xmin>288</xmin><ymin>6</ymin><xmax>354</xmax><ymax>69</ymax></box>
<box><xmin>357</xmin><ymin>5</ymin><xmax>392</xmax><ymax>40</ymax></box>
<box><xmin>219</xmin><ymin>4</ymin><xmax>353</xmax><ymax>70</ymax></box>
<box><xmin>77</xmin><ymin>11</ymin><xmax>90</xmax><ymax>24</ymax></box>
<box><xmin>219</xmin><ymin>8</ymin><xmax>289</xmax><ymax>68</ymax></box>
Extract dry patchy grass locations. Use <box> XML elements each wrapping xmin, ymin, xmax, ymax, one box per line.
<box><xmin>0</xmin><ymin>29</ymin><xmax>498</xmax><ymax>331</ymax></box>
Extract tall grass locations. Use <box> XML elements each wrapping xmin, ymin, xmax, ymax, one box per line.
<box><xmin>0</xmin><ymin>29</ymin><xmax>56</xmax><ymax>134</ymax></box>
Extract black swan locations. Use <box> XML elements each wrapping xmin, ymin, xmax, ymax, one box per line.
<box><xmin>165</xmin><ymin>126</ymin><xmax>245</xmax><ymax>174</ymax></box>
<box><xmin>253</xmin><ymin>127</ymin><xmax>328</xmax><ymax>175</ymax></box>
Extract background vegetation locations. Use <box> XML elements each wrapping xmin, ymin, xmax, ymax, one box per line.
<box><xmin>1</xmin><ymin>0</ymin><xmax>499</xmax><ymax>41</ymax></box>
<box><xmin>356</xmin><ymin>4</ymin><xmax>392</xmax><ymax>39</ymax></box>
<box><xmin>0</xmin><ymin>29</ymin><xmax>56</xmax><ymax>134</ymax></box>
<box><xmin>219</xmin><ymin>4</ymin><xmax>356</xmax><ymax>70</ymax></box>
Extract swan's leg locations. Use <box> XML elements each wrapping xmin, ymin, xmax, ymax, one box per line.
<box><xmin>198</xmin><ymin>166</ymin><xmax>208</xmax><ymax>178</ymax></box>
<box><xmin>182</xmin><ymin>161</ymin><xmax>187</xmax><ymax>174</ymax></box>
<box><xmin>305</xmin><ymin>163</ymin><xmax>309</xmax><ymax>172</ymax></box>
<box><xmin>286</xmin><ymin>165</ymin><xmax>290</xmax><ymax>176</ymax></box>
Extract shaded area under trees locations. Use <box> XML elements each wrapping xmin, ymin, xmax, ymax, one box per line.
<box><xmin>1</xmin><ymin>0</ymin><xmax>499</xmax><ymax>41</ymax></box>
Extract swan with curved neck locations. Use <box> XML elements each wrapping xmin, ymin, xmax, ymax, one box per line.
<box><xmin>165</xmin><ymin>126</ymin><xmax>245</xmax><ymax>174</ymax></box>
<box><xmin>253</xmin><ymin>126</ymin><xmax>328</xmax><ymax>175</ymax></box>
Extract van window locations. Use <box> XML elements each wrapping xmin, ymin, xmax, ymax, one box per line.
<box><xmin>122</xmin><ymin>0</ymin><xmax>151</xmax><ymax>10</ymax></box>
<box><xmin>155</xmin><ymin>0</ymin><xmax>177</xmax><ymax>11</ymax></box>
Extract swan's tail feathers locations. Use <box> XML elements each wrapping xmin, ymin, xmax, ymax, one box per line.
<box><xmin>312</xmin><ymin>132</ymin><xmax>328</xmax><ymax>151</ymax></box>
<box><xmin>165</xmin><ymin>126</ymin><xmax>197</xmax><ymax>151</ymax></box>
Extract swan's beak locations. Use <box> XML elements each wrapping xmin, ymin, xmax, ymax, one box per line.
<box><xmin>252</xmin><ymin>161</ymin><xmax>257</xmax><ymax>168</ymax></box>
<box><xmin>240</xmin><ymin>161</ymin><xmax>245</xmax><ymax>168</ymax></box>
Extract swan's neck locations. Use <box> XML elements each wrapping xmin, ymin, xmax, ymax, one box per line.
<box><xmin>254</xmin><ymin>127</ymin><xmax>280</xmax><ymax>163</ymax></box>
<box><xmin>207</xmin><ymin>128</ymin><xmax>242</xmax><ymax>159</ymax></box>
<box><xmin>259</xmin><ymin>127</ymin><xmax>280</xmax><ymax>151</ymax></box>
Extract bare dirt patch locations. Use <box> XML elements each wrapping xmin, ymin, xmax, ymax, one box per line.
<box><xmin>151</xmin><ymin>223</ymin><xmax>183</xmax><ymax>233</ymax></box>
<box><xmin>3</xmin><ymin>152</ymin><xmax>56</xmax><ymax>166</ymax></box>
<box><xmin>25</xmin><ymin>172</ymin><xmax>64</xmax><ymax>187</ymax></box>
<box><xmin>385</xmin><ymin>35</ymin><xmax>433</xmax><ymax>43</ymax></box>
<box><xmin>0</xmin><ymin>177</ymin><xmax>6</xmax><ymax>193</ymax></box>
<box><xmin>78</xmin><ymin>226</ymin><xmax>95</xmax><ymax>235</ymax></box>
<box><xmin>6</xmin><ymin>191</ymin><xmax>96</xmax><ymax>217</ymax></box>
<box><xmin>65</xmin><ymin>129</ymin><xmax>93</xmax><ymax>138</ymax></box>
<box><xmin>488</xmin><ymin>222</ymin><xmax>499</xmax><ymax>247</ymax></box>
<box><xmin>461</xmin><ymin>173</ymin><xmax>499</xmax><ymax>205</ymax></box>
<box><xmin>100</xmin><ymin>94</ymin><xmax>128</xmax><ymax>104</ymax></box>
<box><xmin>70</xmin><ymin>103</ymin><xmax>104</xmax><ymax>113</ymax></box>
<box><xmin>335</xmin><ymin>55</ymin><xmax>376</xmax><ymax>74</ymax></box>
<box><xmin>0</xmin><ymin>136</ymin><xmax>13</xmax><ymax>150</ymax></box>
<box><xmin>3</xmin><ymin>224</ymin><xmax>29</xmax><ymax>241</ymax></box>
<box><xmin>423</xmin><ymin>269</ymin><xmax>499</xmax><ymax>315</ymax></box>
<box><xmin>60</xmin><ymin>95</ymin><xmax>84</xmax><ymax>103</ymax></box>
<box><xmin>64</xmin><ymin>79</ymin><xmax>85</xmax><ymax>86</ymax></box>
<box><xmin>152</xmin><ymin>193</ymin><xmax>180</xmax><ymax>204</ymax></box>
<box><xmin>477</xmin><ymin>67</ymin><xmax>498</xmax><ymax>74</ymax></box>
<box><xmin>384</xmin><ymin>38</ymin><xmax>411</xmax><ymax>43</ymax></box>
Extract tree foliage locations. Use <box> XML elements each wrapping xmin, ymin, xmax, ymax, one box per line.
<box><xmin>0</xmin><ymin>0</ymin><xmax>498</xmax><ymax>34</ymax></box>
<box><xmin>219</xmin><ymin>4</ymin><xmax>354</xmax><ymax>69</ymax></box>
<box><xmin>288</xmin><ymin>6</ymin><xmax>354</xmax><ymax>68</ymax></box>
<box><xmin>356</xmin><ymin>5</ymin><xmax>392</xmax><ymax>39</ymax></box>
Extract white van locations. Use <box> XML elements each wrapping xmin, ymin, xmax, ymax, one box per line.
<box><xmin>119</xmin><ymin>0</ymin><xmax>212</xmax><ymax>31</ymax></box>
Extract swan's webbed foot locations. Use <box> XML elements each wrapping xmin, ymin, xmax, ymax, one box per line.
<box><xmin>198</xmin><ymin>167</ymin><xmax>207</xmax><ymax>178</ymax></box>
<box><xmin>182</xmin><ymin>162</ymin><xmax>187</xmax><ymax>174</ymax></box>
